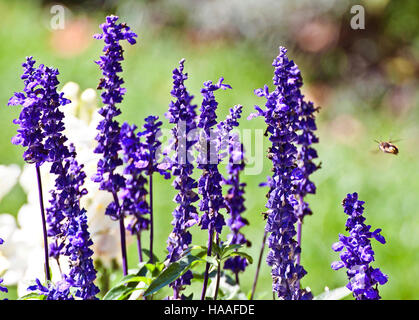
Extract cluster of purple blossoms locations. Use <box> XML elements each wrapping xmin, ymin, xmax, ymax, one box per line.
<box><xmin>197</xmin><ymin>78</ymin><xmax>231</xmax><ymax>299</ymax></box>
<box><xmin>140</xmin><ymin>115</ymin><xmax>171</xmax><ymax>263</ymax></box>
<box><xmin>43</xmin><ymin>146</ymin><xmax>99</xmax><ymax>300</ymax></box>
<box><xmin>8</xmin><ymin>56</ymin><xmax>70</xmax><ymax>165</ymax></box>
<box><xmin>120</xmin><ymin>123</ymin><xmax>150</xmax><ymax>239</ymax></box>
<box><xmin>251</xmin><ymin>47</ymin><xmax>314</xmax><ymax>300</ymax></box>
<box><xmin>140</xmin><ymin>116</ymin><xmax>171</xmax><ymax>179</ymax></box>
<box><xmin>92</xmin><ymin>15</ymin><xmax>137</xmax><ymax>220</ymax></box>
<box><xmin>292</xmin><ymin>94</ymin><xmax>319</xmax><ymax>220</ymax></box>
<box><xmin>0</xmin><ymin>238</ymin><xmax>7</xmax><ymax>294</ymax></box>
<box><xmin>56</xmin><ymin>146</ymin><xmax>99</xmax><ymax>300</ymax></box>
<box><xmin>28</xmin><ymin>278</ymin><xmax>73</xmax><ymax>300</ymax></box>
<box><xmin>332</xmin><ymin>193</ymin><xmax>388</xmax><ymax>300</ymax></box>
<box><xmin>165</xmin><ymin>59</ymin><xmax>199</xmax><ymax>299</ymax></box>
<box><xmin>218</xmin><ymin>105</ymin><xmax>250</xmax><ymax>278</ymax></box>
<box><xmin>197</xmin><ymin>78</ymin><xmax>232</xmax><ymax>235</ymax></box>
<box><xmin>9</xmin><ymin>57</ymin><xmax>99</xmax><ymax>299</ymax></box>
<box><xmin>92</xmin><ymin>15</ymin><xmax>137</xmax><ymax>275</ymax></box>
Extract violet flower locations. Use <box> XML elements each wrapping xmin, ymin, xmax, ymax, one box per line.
<box><xmin>92</xmin><ymin>15</ymin><xmax>137</xmax><ymax>275</ymax></box>
<box><xmin>28</xmin><ymin>278</ymin><xmax>73</xmax><ymax>300</ymax></box>
<box><xmin>165</xmin><ymin>59</ymin><xmax>199</xmax><ymax>299</ymax></box>
<box><xmin>8</xmin><ymin>56</ymin><xmax>72</xmax><ymax>281</ymax></box>
<box><xmin>120</xmin><ymin>122</ymin><xmax>150</xmax><ymax>263</ymax></box>
<box><xmin>9</xmin><ymin>56</ymin><xmax>99</xmax><ymax>299</ymax></box>
<box><xmin>30</xmin><ymin>145</ymin><xmax>99</xmax><ymax>300</ymax></box>
<box><xmin>197</xmin><ymin>78</ymin><xmax>231</xmax><ymax>233</ymax></box>
<box><xmin>139</xmin><ymin>115</ymin><xmax>170</xmax><ymax>263</ymax></box>
<box><xmin>61</xmin><ymin>146</ymin><xmax>100</xmax><ymax>299</ymax></box>
<box><xmin>7</xmin><ymin>56</ymin><xmax>68</xmax><ymax>165</ymax></box>
<box><xmin>332</xmin><ymin>192</ymin><xmax>388</xmax><ymax>300</ymax></box>
<box><xmin>218</xmin><ymin>105</ymin><xmax>250</xmax><ymax>280</ymax></box>
<box><xmin>197</xmin><ymin>77</ymin><xmax>231</xmax><ymax>300</ymax></box>
<box><xmin>250</xmin><ymin>47</ymin><xmax>312</xmax><ymax>300</ymax></box>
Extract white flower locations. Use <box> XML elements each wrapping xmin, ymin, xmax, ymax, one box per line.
<box><xmin>0</xmin><ymin>164</ymin><xmax>20</xmax><ymax>202</ymax></box>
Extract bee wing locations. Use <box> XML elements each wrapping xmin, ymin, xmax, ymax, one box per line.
<box><xmin>389</xmin><ymin>139</ymin><xmax>401</xmax><ymax>143</ymax></box>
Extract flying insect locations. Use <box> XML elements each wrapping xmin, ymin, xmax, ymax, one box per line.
<box><xmin>374</xmin><ymin>139</ymin><xmax>399</xmax><ymax>155</ymax></box>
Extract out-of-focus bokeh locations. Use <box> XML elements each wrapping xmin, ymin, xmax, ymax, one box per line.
<box><xmin>0</xmin><ymin>0</ymin><xmax>418</xmax><ymax>299</ymax></box>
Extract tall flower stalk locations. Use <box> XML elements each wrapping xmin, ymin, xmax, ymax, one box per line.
<box><xmin>8</xmin><ymin>56</ymin><xmax>73</xmax><ymax>281</ymax></box>
<box><xmin>92</xmin><ymin>15</ymin><xmax>137</xmax><ymax>275</ymax></box>
<box><xmin>218</xmin><ymin>105</ymin><xmax>250</xmax><ymax>284</ymax></box>
<box><xmin>43</xmin><ymin>144</ymin><xmax>99</xmax><ymax>299</ymax></box>
<box><xmin>120</xmin><ymin>122</ymin><xmax>150</xmax><ymax>263</ymax></box>
<box><xmin>332</xmin><ymin>192</ymin><xmax>388</xmax><ymax>300</ymax></box>
<box><xmin>250</xmin><ymin>46</ymin><xmax>313</xmax><ymax>299</ymax></box>
<box><xmin>165</xmin><ymin>59</ymin><xmax>199</xmax><ymax>299</ymax></box>
<box><xmin>197</xmin><ymin>78</ymin><xmax>231</xmax><ymax>300</ymax></box>
<box><xmin>9</xmin><ymin>56</ymin><xmax>99</xmax><ymax>299</ymax></box>
<box><xmin>292</xmin><ymin>82</ymin><xmax>319</xmax><ymax>269</ymax></box>
<box><xmin>140</xmin><ymin>116</ymin><xmax>170</xmax><ymax>263</ymax></box>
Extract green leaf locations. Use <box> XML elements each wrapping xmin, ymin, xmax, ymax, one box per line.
<box><xmin>144</xmin><ymin>254</ymin><xmax>203</xmax><ymax>297</ymax></box>
<box><xmin>116</xmin><ymin>274</ymin><xmax>151</xmax><ymax>287</ymax></box>
<box><xmin>220</xmin><ymin>244</ymin><xmax>243</xmax><ymax>257</ymax></box>
<box><xmin>313</xmin><ymin>286</ymin><xmax>352</xmax><ymax>300</ymax></box>
<box><xmin>103</xmin><ymin>284</ymin><xmax>131</xmax><ymax>300</ymax></box>
<box><xmin>144</xmin><ymin>262</ymin><xmax>165</xmax><ymax>277</ymax></box>
<box><xmin>18</xmin><ymin>293</ymin><xmax>46</xmax><ymax>300</ymax></box>
<box><xmin>223</xmin><ymin>251</ymin><xmax>253</xmax><ymax>264</ymax></box>
<box><xmin>205</xmin><ymin>255</ymin><xmax>219</xmax><ymax>267</ymax></box>
<box><xmin>211</xmin><ymin>241</ymin><xmax>222</xmax><ymax>257</ymax></box>
<box><xmin>142</xmin><ymin>249</ymin><xmax>160</xmax><ymax>263</ymax></box>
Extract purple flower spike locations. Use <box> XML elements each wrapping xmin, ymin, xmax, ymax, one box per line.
<box><xmin>8</xmin><ymin>56</ymin><xmax>71</xmax><ymax>166</ymax></box>
<box><xmin>93</xmin><ymin>15</ymin><xmax>137</xmax><ymax>275</ymax></box>
<box><xmin>9</xmin><ymin>57</ymin><xmax>98</xmax><ymax>299</ymax></box>
<box><xmin>197</xmin><ymin>77</ymin><xmax>231</xmax><ymax>300</ymax></box>
<box><xmin>140</xmin><ymin>115</ymin><xmax>170</xmax><ymax>179</ymax></box>
<box><xmin>218</xmin><ymin>105</ymin><xmax>250</xmax><ymax>277</ymax></box>
<box><xmin>137</xmin><ymin>115</ymin><xmax>170</xmax><ymax>264</ymax></box>
<box><xmin>165</xmin><ymin>59</ymin><xmax>199</xmax><ymax>299</ymax></box>
<box><xmin>197</xmin><ymin>78</ymin><xmax>232</xmax><ymax>234</ymax></box>
<box><xmin>38</xmin><ymin>144</ymin><xmax>99</xmax><ymax>300</ymax></box>
<box><xmin>120</xmin><ymin>122</ymin><xmax>150</xmax><ymax>236</ymax></box>
<box><xmin>92</xmin><ymin>15</ymin><xmax>137</xmax><ymax>219</ymax></box>
<box><xmin>252</xmin><ymin>47</ymin><xmax>313</xmax><ymax>300</ymax></box>
<box><xmin>331</xmin><ymin>192</ymin><xmax>388</xmax><ymax>300</ymax></box>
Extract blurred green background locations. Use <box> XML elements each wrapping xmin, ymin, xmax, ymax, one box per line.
<box><xmin>0</xmin><ymin>0</ymin><xmax>418</xmax><ymax>299</ymax></box>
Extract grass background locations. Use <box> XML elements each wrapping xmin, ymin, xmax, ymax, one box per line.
<box><xmin>0</xmin><ymin>0</ymin><xmax>418</xmax><ymax>299</ymax></box>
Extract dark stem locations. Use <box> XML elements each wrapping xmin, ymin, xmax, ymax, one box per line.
<box><xmin>201</xmin><ymin>225</ymin><xmax>214</xmax><ymax>300</ymax></box>
<box><xmin>173</xmin><ymin>288</ymin><xmax>180</xmax><ymax>300</ymax></box>
<box><xmin>119</xmin><ymin>219</ymin><xmax>128</xmax><ymax>276</ymax></box>
<box><xmin>35</xmin><ymin>166</ymin><xmax>51</xmax><ymax>282</ymax></box>
<box><xmin>136</xmin><ymin>231</ymin><xmax>143</xmax><ymax>263</ymax></box>
<box><xmin>113</xmin><ymin>192</ymin><xmax>128</xmax><ymax>276</ymax></box>
<box><xmin>235</xmin><ymin>272</ymin><xmax>240</xmax><ymax>285</ymax></box>
<box><xmin>250</xmin><ymin>229</ymin><xmax>268</xmax><ymax>300</ymax></box>
<box><xmin>149</xmin><ymin>173</ymin><xmax>154</xmax><ymax>263</ymax></box>
<box><xmin>214</xmin><ymin>233</ymin><xmax>221</xmax><ymax>301</ymax></box>
<box><xmin>55</xmin><ymin>257</ymin><xmax>63</xmax><ymax>279</ymax></box>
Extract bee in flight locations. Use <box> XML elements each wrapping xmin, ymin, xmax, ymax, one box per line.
<box><xmin>374</xmin><ymin>139</ymin><xmax>399</xmax><ymax>155</ymax></box>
